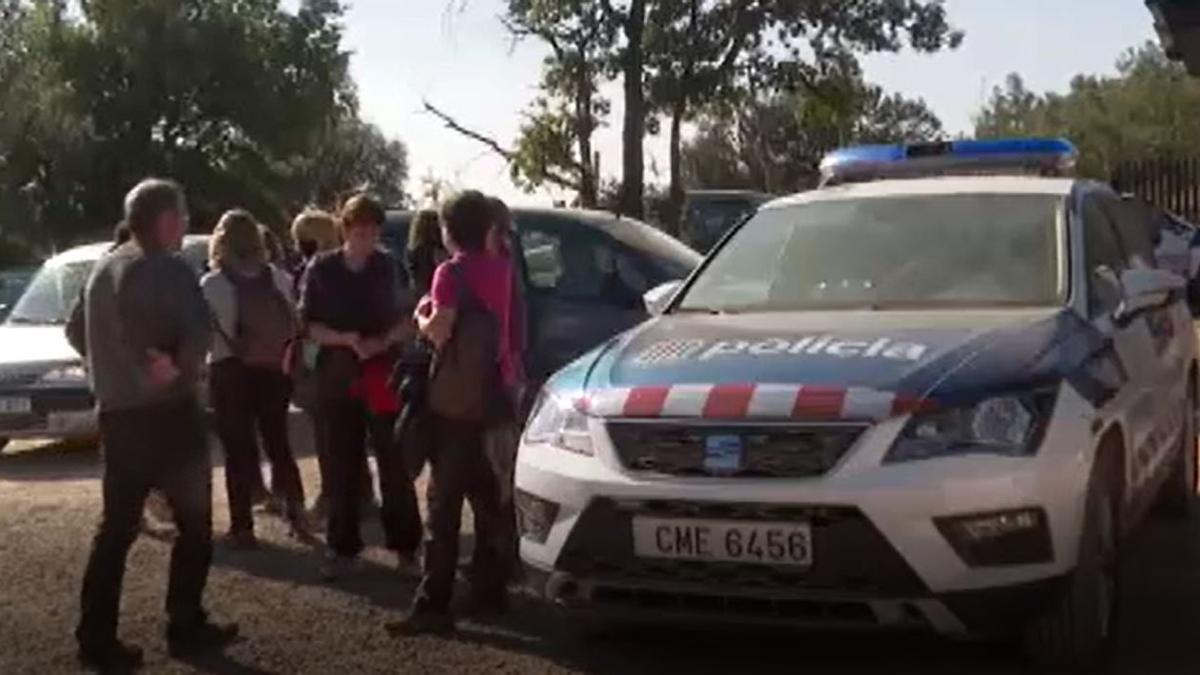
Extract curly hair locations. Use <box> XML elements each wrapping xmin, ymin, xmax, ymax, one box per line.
<box><xmin>290</xmin><ymin>209</ymin><xmax>339</xmax><ymax>253</ymax></box>
<box><xmin>209</xmin><ymin>209</ymin><xmax>265</xmax><ymax>270</ymax></box>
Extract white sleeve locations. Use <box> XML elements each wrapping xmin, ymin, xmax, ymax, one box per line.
<box><xmin>200</xmin><ymin>272</ymin><xmax>236</xmax><ymax>342</ymax></box>
<box><xmin>272</xmin><ymin>264</ymin><xmax>297</xmax><ymax>306</ymax></box>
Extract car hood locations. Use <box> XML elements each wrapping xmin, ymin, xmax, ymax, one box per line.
<box><xmin>552</xmin><ymin>307</ymin><xmax>1112</xmax><ymax>415</ymax></box>
<box><xmin>0</xmin><ymin>324</ymin><xmax>80</xmax><ymax>368</ymax></box>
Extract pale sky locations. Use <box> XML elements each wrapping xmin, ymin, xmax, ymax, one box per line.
<box><xmin>319</xmin><ymin>0</ymin><xmax>1159</xmax><ymax>206</ymax></box>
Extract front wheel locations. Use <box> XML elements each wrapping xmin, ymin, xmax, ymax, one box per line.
<box><xmin>1023</xmin><ymin>461</ymin><xmax>1119</xmax><ymax>672</ymax></box>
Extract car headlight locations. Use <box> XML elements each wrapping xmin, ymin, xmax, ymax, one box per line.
<box><xmin>884</xmin><ymin>390</ymin><xmax>1055</xmax><ymax>463</ymax></box>
<box><xmin>39</xmin><ymin>364</ymin><xmax>88</xmax><ymax>384</ymax></box>
<box><xmin>523</xmin><ymin>390</ymin><xmax>594</xmax><ymax>456</ymax></box>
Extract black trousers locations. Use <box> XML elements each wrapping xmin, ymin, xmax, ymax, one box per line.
<box><xmin>77</xmin><ymin>398</ymin><xmax>212</xmax><ymax>649</ymax></box>
<box><xmin>324</xmin><ymin>397</ymin><xmax>421</xmax><ymax>558</ymax></box>
<box><xmin>412</xmin><ymin>415</ymin><xmax>505</xmax><ymax>614</ymax></box>
<box><xmin>210</xmin><ymin>360</ymin><xmax>305</xmax><ymax>532</ymax></box>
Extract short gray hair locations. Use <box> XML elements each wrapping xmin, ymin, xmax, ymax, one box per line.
<box><xmin>123</xmin><ymin>178</ymin><xmax>185</xmax><ymax>241</ymax></box>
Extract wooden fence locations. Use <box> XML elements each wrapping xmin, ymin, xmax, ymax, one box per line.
<box><xmin>1111</xmin><ymin>158</ymin><xmax>1200</xmax><ymax>223</ymax></box>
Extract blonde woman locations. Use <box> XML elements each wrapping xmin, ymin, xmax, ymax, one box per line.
<box><xmin>201</xmin><ymin>210</ymin><xmax>309</xmax><ymax>548</ymax></box>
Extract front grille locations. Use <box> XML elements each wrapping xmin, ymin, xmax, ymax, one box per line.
<box><xmin>606</xmin><ymin>422</ymin><xmax>864</xmax><ymax>478</ymax></box>
<box><xmin>556</xmin><ymin>498</ymin><xmax>928</xmax><ymax>597</ymax></box>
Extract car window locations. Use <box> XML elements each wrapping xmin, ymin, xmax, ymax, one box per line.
<box><xmin>678</xmin><ymin>193</ymin><xmax>1064</xmax><ymax>312</ymax></box>
<box><xmin>7</xmin><ymin>260</ymin><xmax>93</xmax><ymax>325</ymax></box>
<box><xmin>1082</xmin><ymin>194</ymin><xmax>1127</xmax><ymax>317</ymax></box>
<box><xmin>1103</xmin><ymin>197</ymin><xmax>1156</xmax><ymax>270</ymax></box>
<box><xmin>519</xmin><ymin>219</ymin><xmax>648</xmax><ymax>309</ymax></box>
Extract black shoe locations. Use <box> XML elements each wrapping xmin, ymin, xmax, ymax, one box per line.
<box><xmin>166</xmin><ymin>619</ymin><xmax>239</xmax><ymax>657</ymax></box>
<box><xmin>221</xmin><ymin>529</ymin><xmax>259</xmax><ymax>551</ymax></box>
<box><xmin>462</xmin><ymin>592</ymin><xmax>509</xmax><ymax>619</ymax></box>
<box><xmin>384</xmin><ymin>611</ymin><xmax>456</xmax><ymax>636</ymax></box>
<box><xmin>77</xmin><ymin>640</ymin><xmax>144</xmax><ymax>672</ymax></box>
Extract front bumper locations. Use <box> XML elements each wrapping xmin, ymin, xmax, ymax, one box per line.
<box><xmin>514</xmin><ymin>393</ymin><xmax>1093</xmax><ymax>637</ymax></box>
<box><xmin>0</xmin><ymin>385</ymin><xmax>96</xmax><ymax>439</ymax></box>
<box><xmin>522</xmin><ymin>559</ymin><xmax>1067</xmax><ymax>636</ymax></box>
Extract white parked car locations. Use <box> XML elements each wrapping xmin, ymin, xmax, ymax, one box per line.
<box><xmin>0</xmin><ymin>236</ymin><xmax>209</xmax><ymax>450</ymax></box>
<box><xmin>514</xmin><ymin>138</ymin><xmax>1199</xmax><ymax>670</ymax></box>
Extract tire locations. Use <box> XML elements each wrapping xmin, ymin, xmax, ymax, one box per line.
<box><xmin>1023</xmin><ymin>458</ymin><xmax>1120</xmax><ymax>673</ymax></box>
<box><xmin>1158</xmin><ymin>389</ymin><xmax>1197</xmax><ymax>518</ymax></box>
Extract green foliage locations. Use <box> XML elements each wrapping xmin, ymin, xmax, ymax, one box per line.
<box><xmin>504</xmin><ymin>0</ymin><xmax>612</xmax><ymax>206</ymax></box>
<box><xmin>0</xmin><ymin>0</ymin><xmax>406</xmax><ymax>251</ymax></box>
<box><xmin>974</xmin><ymin>42</ymin><xmax>1200</xmax><ymax>179</ymax></box>
<box><xmin>682</xmin><ymin>69</ymin><xmax>943</xmax><ymax>194</ymax></box>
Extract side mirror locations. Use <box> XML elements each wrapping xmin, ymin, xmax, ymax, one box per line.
<box><xmin>1116</xmin><ymin>267</ymin><xmax>1185</xmax><ymax>319</ymax></box>
<box><xmin>643</xmin><ymin>280</ymin><xmax>683</xmax><ymax>316</ymax></box>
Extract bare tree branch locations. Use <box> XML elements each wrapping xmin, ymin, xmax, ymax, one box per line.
<box><xmin>422</xmin><ymin>100</ymin><xmax>581</xmax><ymax>192</ymax></box>
<box><xmin>423</xmin><ymin>100</ymin><xmax>516</xmax><ymax>161</ymax></box>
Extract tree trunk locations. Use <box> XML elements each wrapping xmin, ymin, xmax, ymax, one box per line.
<box><xmin>666</xmin><ymin>98</ymin><xmax>686</xmax><ymax>237</ymax></box>
<box><xmin>575</xmin><ymin>69</ymin><xmax>598</xmax><ymax>208</ymax></box>
<box><xmin>619</xmin><ymin>0</ymin><xmax>646</xmax><ymax>219</ymax></box>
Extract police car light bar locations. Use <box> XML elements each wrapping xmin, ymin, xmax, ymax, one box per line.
<box><xmin>819</xmin><ymin>138</ymin><xmax>1078</xmax><ymax>187</ymax></box>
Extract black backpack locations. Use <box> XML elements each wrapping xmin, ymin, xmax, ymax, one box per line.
<box><xmin>427</xmin><ymin>262</ymin><xmax>510</xmax><ymax>424</ymax></box>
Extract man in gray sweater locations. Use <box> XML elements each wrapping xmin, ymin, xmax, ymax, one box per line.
<box><xmin>76</xmin><ymin>178</ymin><xmax>237</xmax><ymax>670</ymax></box>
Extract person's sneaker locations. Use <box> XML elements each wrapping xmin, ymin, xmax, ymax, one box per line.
<box><xmin>320</xmin><ymin>554</ymin><xmax>357</xmax><ymax>582</ymax></box>
<box><xmin>166</xmin><ymin>619</ymin><xmax>239</xmax><ymax>658</ymax></box>
<box><xmin>221</xmin><ymin>530</ymin><xmax>259</xmax><ymax>551</ymax></box>
<box><xmin>77</xmin><ymin>640</ymin><xmax>144</xmax><ymax>671</ymax></box>
<box><xmin>288</xmin><ymin>513</ymin><xmax>319</xmax><ymax>546</ymax></box>
<box><xmin>384</xmin><ymin>611</ymin><xmax>455</xmax><ymax>637</ymax></box>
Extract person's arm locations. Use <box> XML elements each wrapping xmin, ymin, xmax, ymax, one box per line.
<box><xmin>170</xmin><ymin>261</ymin><xmax>212</xmax><ymax>384</ymax></box>
<box><xmin>298</xmin><ymin>257</ymin><xmax>359</xmax><ymax>350</ymax></box>
<box><xmin>359</xmin><ymin>255</ymin><xmax>416</xmax><ymax>357</ymax></box>
<box><xmin>419</xmin><ymin>262</ymin><xmax>458</xmax><ymax>348</ymax></box>
<box><xmin>65</xmin><ymin>289</ymin><xmax>87</xmax><ymax>358</ymax></box>
<box><xmin>200</xmin><ymin>273</ymin><xmax>235</xmax><ymax>347</ymax></box>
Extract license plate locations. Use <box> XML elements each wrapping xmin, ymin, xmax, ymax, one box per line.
<box><xmin>47</xmin><ymin>410</ymin><xmax>95</xmax><ymax>432</ymax></box>
<box><xmin>0</xmin><ymin>397</ymin><xmax>31</xmax><ymax>415</ymax></box>
<box><xmin>632</xmin><ymin>516</ymin><xmax>812</xmax><ymax>567</ymax></box>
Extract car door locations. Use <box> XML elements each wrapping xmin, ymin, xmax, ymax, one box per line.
<box><xmin>1083</xmin><ymin>191</ymin><xmax>1169</xmax><ymax>501</ymax></box>
<box><xmin>1104</xmin><ymin>196</ymin><xmax>1192</xmax><ymax>494</ymax></box>
<box><xmin>515</xmin><ymin>214</ymin><xmax>651</xmax><ymax>384</ymax></box>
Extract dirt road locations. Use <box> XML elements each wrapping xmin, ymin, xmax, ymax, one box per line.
<box><xmin>2</xmin><ymin>440</ymin><xmax>1199</xmax><ymax>674</ymax></box>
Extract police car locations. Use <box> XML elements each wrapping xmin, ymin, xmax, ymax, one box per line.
<box><xmin>514</xmin><ymin>138</ymin><xmax>1199</xmax><ymax>670</ymax></box>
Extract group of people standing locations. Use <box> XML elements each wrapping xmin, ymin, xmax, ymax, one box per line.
<box><xmin>72</xmin><ymin>178</ymin><xmax>525</xmax><ymax>670</ymax></box>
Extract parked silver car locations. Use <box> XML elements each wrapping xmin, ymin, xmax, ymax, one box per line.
<box><xmin>0</xmin><ymin>237</ymin><xmax>209</xmax><ymax>451</ymax></box>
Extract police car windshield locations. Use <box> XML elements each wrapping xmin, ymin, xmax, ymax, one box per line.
<box><xmin>677</xmin><ymin>193</ymin><xmax>1063</xmax><ymax>312</ymax></box>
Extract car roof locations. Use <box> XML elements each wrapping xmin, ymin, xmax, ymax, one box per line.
<box><xmin>686</xmin><ymin>189</ymin><xmax>773</xmax><ymax>199</ymax></box>
<box><xmin>385</xmin><ymin>207</ymin><xmax>701</xmax><ymax>266</ymax></box>
<box><xmin>43</xmin><ymin>235</ymin><xmax>211</xmax><ymax>268</ymax></box>
<box><xmin>764</xmin><ymin>175</ymin><xmax>1077</xmax><ymax>211</ymax></box>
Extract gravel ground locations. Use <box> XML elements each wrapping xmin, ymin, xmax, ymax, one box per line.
<box><xmin>3</xmin><ymin>436</ymin><xmax>1200</xmax><ymax>674</ymax></box>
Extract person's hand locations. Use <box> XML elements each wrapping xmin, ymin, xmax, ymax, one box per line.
<box><xmin>415</xmin><ymin>296</ymin><xmax>433</xmax><ymax>319</ymax></box>
<box><xmin>355</xmin><ymin>336</ymin><xmax>387</xmax><ymax>360</ymax></box>
<box><xmin>146</xmin><ymin>349</ymin><xmax>180</xmax><ymax>388</ymax></box>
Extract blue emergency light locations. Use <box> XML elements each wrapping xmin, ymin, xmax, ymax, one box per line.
<box><xmin>819</xmin><ymin>138</ymin><xmax>1078</xmax><ymax>186</ymax></box>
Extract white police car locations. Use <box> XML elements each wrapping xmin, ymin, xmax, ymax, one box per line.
<box><xmin>514</xmin><ymin>138</ymin><xmax>1199</xmax><ymax>670</ymax></box>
